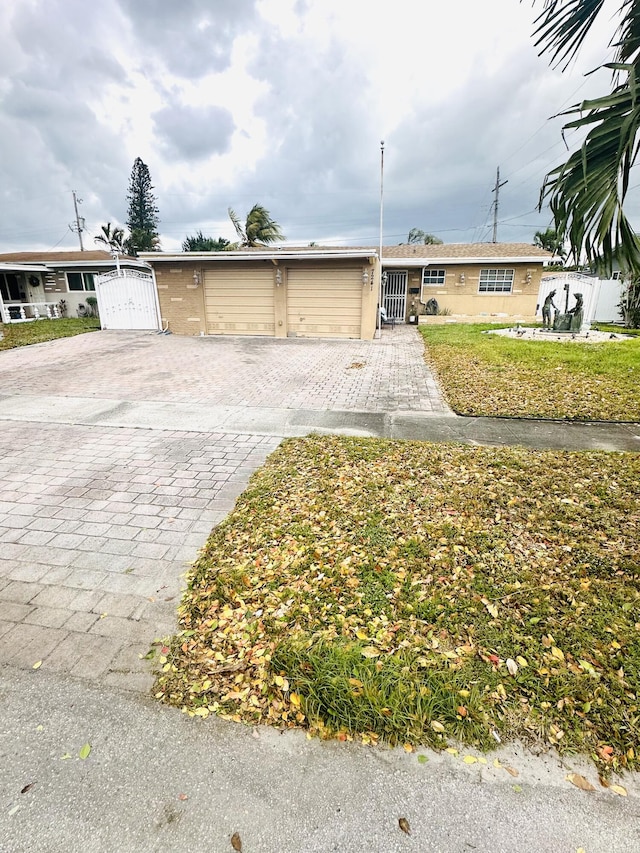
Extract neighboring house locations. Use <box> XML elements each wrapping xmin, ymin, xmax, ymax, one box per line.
<box><xmin>0</xmin><ymin>251</ymin><xmax>150</xmax><ymax>323</ymax></box>
<box><xmin>139</xmin><ymin>242</ymin><xmax>553</xmax><ymax>340</ymax></box>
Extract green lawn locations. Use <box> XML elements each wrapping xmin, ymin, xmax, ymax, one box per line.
<box><xmin>419</xmin><ymin>323</ymin><xmax>640</xmax><ymax>421</ymax></box>
<box><xmin>0</xmin><ymin>317</ymin><xmax>100</xmax><ymax>350</ymax></box>
<box><xmin>155</xmin><ymin>436</ymin><xmax>640</xmax><ymax>774</ymax></box>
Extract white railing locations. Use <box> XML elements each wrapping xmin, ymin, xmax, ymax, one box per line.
<box><xmin>3</xmin><ymin>302</ymin><xmax>61</xmax><ymax>322</ymax></box>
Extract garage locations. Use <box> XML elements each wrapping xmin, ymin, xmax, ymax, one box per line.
<box><xmin>286</xmin><ymin>266</ymin><xmax>363</xmax><ymax>338</ymax></box>
<box><xmin>142</xmin><ymin>249</ymin><xmax>378</xmax><ymax>340</ymax></box>
<box><xmin>204</xmin><ymin>267</ymin><xmax>275</xmax><ymax>336</ymax></box>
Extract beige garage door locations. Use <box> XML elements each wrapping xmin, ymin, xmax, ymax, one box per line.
<box><xmin>287</xmin><ymin>267</ymin><xmax>362</xmax><ymax>338</ymax></box>
<box><xmin>204</xmin><ymin>268</ymin><xmax>275</xmax><ymax>336</ymax></box>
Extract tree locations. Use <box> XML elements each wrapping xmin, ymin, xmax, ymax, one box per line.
<box><xmin>228</xmin><ymin>204</ymin><xmax>285</xmax><ymax>247</ymax></box>
<box><xmin>181</xmin><ymin>231</ymin><xmax>232</xmax><ymax>252</ymax></box>
<box><xmin>94</xmin><ymin>222</ymin><xmax>125</xmax><ymax>253</ymax></box>
<box><xmin>125</xmin><ymin>157</ymin><xmax>160</xmax><ymax>255</ymax></box>
<box><xmin>531</xmin><ymin>1</ymin><xmax>640</xmax><ymax>274</ymax></box>
<box><xmin>407</xmin><ymin>228</ymin><xmax>443</xmax><ymax>245</ymax></box>
<box><xmin>533</xmin><ymin>227</ymin><xmax>566</xmax><ymax>260</ymax></box>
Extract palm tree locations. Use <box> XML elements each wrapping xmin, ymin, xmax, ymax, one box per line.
<box><xmin>531</xmin><ymin>1</ymin><xmax>640</xmax><ymax>274</ymax></box>
<box><xmin>182</xmin><ymin>231</ymin><xmax>232</xmax><ymax>252</ymax></box>
<box><xmin>228</xmin><ymin>204</ymin><xmax>285</xmax><ymax>247</ymax></box>
<box><xmin>407</xmin><ymin>228</ymin><xmax>443</xmax><ymax>245</ymax></box>
<box><xmin>533</xmin><ymin>227</ymin><xmax>566</xmax><ymax>261</ymax></box>
<box><xmin>94</xmin><ymin>222</ymin><xmax>126</xmax><ymax>253</ymax></box>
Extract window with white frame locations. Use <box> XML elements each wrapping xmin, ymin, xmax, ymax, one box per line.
<box><xmin>422</xmin><ymin>268</ymin><xmax>446</xmax><ymax>286</ymax></box>
<box><xmin>478</xmin><ymin>268</ymin><xmax>514</xmax><ymax>293</ymax></box>
<box><xmin>67</xmin><ymin>272</ymin><xmax>96</xmax><ymax>292</ymax></box>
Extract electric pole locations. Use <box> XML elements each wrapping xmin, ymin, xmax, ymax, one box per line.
<box><xmin>491</xmin><ymin>166</ymin><xmax>508</xmax><ymax>243</ymax></box>
<box><xmin>70</xmin><ymin>190</ymin><xmax>85</xmax><ymax>251</ymax></box>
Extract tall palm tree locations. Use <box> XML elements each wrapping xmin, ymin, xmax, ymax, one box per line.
<box><xmin>533</xmin><ymin>227</ymin><xmax>566</xmax><ymax>261</ymax></box>
<box><xmin>532</xmin><ymin>1</ymin><xmax>640</xmax><ymax>274</ymax></box>
<box><xmin>228</xmin><ymin>204</ymin><xmax>285</xmax><ymax>247</ymax></box>
<box><xmin>94</xmin><ymin>222</ymin><xmax>126</xmax><ymax>253</ymax></box>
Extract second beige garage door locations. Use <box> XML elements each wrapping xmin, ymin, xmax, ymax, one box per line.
<box><xmin>287</xmin><ymin>267</ymin><xmax>362</xmax><ymax>338</ymax></box>
<box><xmin>204</xmin><ymin>268</ymin><xmax>275</xmax><ymax>336</ymax></box>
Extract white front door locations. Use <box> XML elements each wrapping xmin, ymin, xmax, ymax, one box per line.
<box><xmin>384</xmin><ymin>271</ymin><xmax>407</xmax><ymax>321</ymax></box>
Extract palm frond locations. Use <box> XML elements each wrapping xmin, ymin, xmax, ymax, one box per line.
<box><xmin>614</xmin><ymin>0</ymin><xmax>640</xmax><ymax>64</ymax></box>
<box><xmin>540</xmin><ymin>63</ymin><xmax>640</xmax><ymax>273</ymax></box>
<box><xmin>531</xmin><ymin>0</ymin><xmax>607</xmax><ymax>69</ymax></box>
<box><xmin>228</xmin><ymin>207</ymin><xmax>247</xmax><ymax>244</ymax></box>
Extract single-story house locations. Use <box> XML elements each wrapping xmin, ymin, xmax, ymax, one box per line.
<box><xmin>0</xmin><ymin>251</ymin><xmax>150</xmax><ymax>323</ymax></box>
<box><xmin>381</xmin><ymin>242</ymin><xmax>554</xmax><ymax>324</ymax></box>
<box><xmin>139</xmin><ymin>242</ymin><xmax>553</xmax><ymax>340</ymax></box>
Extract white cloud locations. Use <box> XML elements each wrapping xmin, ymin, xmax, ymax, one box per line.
<box><xmin>0</xmin><ymin>0</ymin><xmax>636</xmax><ymax>252</ymax></box>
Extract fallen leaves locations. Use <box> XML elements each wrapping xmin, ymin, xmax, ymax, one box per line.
<box><xmin>398</xmin><ymin>817</ymin><xmax>411</xmax><ymax>835</ymax></box>
<box><xmin>152</xmin><ymin>436</ymin><xmax>640</xmax><ymax>772</ymax></box>
<box><xmin>78</xmin><ymin>743</ymin><xmax>92</xmax><ymax>761</ymax></box>
<box><xmin>231</xmin><ymin>832</ymin><xmax>242</xmax><ymax>851</ymax></box>
<box><xmin>420</xmin><ymin>323</ymin><xmax>640</xmax><ymax>421</ymax></box>
<box><xmin>566</xmin><ymin>773</ymin><xmax>595</xmax><ymax>792</ymax></box>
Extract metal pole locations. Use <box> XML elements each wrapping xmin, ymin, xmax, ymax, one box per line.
<box><xmin>378</xmin><ymin>140</ymin><xmax>385</xmax><ymax>336</ymax></box>
<box><xmin>72</xmin><ymin>190</ymin><xmax>85</xmax><ymax>251</ymax></box>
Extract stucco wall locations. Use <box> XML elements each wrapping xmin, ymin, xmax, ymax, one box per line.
<box><xmin>401</xmin><ymin>262</ymin><xmax>543</xmax><ymax>321</ymax></box>
<box><xmin>151</xmin><ymin>257</ymin><xmax>379</xmax><ymax>340</ymax></box>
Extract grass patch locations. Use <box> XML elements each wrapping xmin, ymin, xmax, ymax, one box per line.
<box><xmin>0</xmin><ymin>317</ymin><xmax>100</xmax><ymax>350</ymax></box>
<box><xmin>419</xmin><ymin>323</ymin><xmax>640</xmax><ymax>420</ymax></box>
<box><xmin>155</xmin><ymin>436</ymin><xmax>640</xmax><ymax>772</ymax></box>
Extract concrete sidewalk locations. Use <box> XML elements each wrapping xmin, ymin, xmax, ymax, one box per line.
<box><xmin>1</xmin><ymin>391</ymin><xmax>638</xmax><ymax>450</ymax></box>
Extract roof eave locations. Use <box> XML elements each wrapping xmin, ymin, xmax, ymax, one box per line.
<box><xmin>44</xmin><ymin>259</ymin><xmax>151</xmax><ymax>270</ymax></box>
<box><xmin>0</xmin><ymin>263</ymin><xmax>50</xmax><ymax>272</ymax></box>
<box><xmin>139</xmin><ymin>250</ymin><xmax>377</xmax><ymax>262</ymax></box>
<box><xmin>382</xmin><ymin>256</ymin><xmax>551</xmax><ymax>266</ymax></box>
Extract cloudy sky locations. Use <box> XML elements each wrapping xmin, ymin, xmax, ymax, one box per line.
<box><xmin>0</xmin><ymin>0</ymin><xmax>632</xmax><ymax>252</ymax></box>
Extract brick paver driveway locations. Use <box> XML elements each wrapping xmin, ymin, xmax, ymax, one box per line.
<box><xmin>0</xmin><ymin>327</ymin><xmax>446</xmax><ymax>689</ymax></box>
<box><xmin>0</xmin><ymin>326</ymin><xmax>447</xmax><ymax>412</ymax></box>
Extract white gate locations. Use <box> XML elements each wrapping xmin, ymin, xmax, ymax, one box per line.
<box><xmin>95</xmin><ymin>270</ymin><xmax>161</xmax><ymax>331</ymax></box>
<box><xmin>383</xmin><ymin>270</ymin><xmax>407</xmax><ymax>321</ymax></box>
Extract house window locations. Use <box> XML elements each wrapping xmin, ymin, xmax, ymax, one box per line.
<box><xmin>422</xmin><ymin>268</ymin><xmax>446</xmax><ymax>286</ymax></box>
<box><xmin>478</xmin><ymin>268</ymin><xmax>514</xmax><ymax>293</ymax></box>
<box><xmin>67</xmin><ymin>272</ymin><xmax>96</xmax><ymax>292</ymax></box>
<box><xmin>0</xmin><ymin>273</ymin><xmax>22</xmax><ymax>302</ymax></box>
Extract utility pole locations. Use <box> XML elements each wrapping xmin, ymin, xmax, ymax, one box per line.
<box><xmin>491</xmin><ymin>166</ymin><xmax>508</xmax><ymax>243</ymax></box>
<box><xmin>70</xmin><ymin>190</ymin><xmax>85</xmax><ymax>251</ymax></box>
